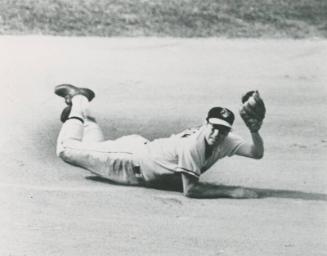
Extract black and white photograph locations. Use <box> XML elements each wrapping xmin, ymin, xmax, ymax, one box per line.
<box><xmin>0</xmin><ymin>1</ymin><xmax>326</xmax><ymax>255</ymax></box>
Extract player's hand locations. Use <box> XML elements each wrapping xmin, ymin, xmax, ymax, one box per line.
<box><xmin>239</xmin><ymin>90</ymin><xmax>266</xmax><ymax>133</ymax></box>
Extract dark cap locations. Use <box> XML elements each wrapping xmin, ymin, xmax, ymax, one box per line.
<box><xmin>206</xmin><ymin>107</ymin><xmax>235</xmax><ymax>128</ymax></box>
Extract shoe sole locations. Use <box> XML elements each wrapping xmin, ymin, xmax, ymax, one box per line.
<box><xmin>55</xmin><ymin>84</ymin><xmax>95</xmax><ymax>103</ymax></box>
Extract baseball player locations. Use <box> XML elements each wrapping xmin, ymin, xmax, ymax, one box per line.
<box><xmin>55</xmin><ymin>84</ymin><xmax>265</xmax><ymax>199</ymax></box>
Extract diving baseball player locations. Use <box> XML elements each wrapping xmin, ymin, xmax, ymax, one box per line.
<box><xmin>55</xmin><ymin>84</ymin><xmax>265</xmax><ymax>198</ymax></box>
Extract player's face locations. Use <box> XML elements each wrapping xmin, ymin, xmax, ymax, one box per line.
<box><xmin>205</xmin><ymin>122</ymin><xmax>231</xmax><ymax>147</ymax></box>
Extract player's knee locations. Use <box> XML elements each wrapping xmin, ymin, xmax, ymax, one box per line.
<box><xmin>56</xmin><ymin>144</ymin><xmax>64</xmax><ymax>158</ymax></box>
<box><xmin>56</xmin><ymin>146</ymin><xmax>78</xmax><ymax>166</ymax></box>
<box><xmin>56</xmin><ymin>139</ymin><xmax>78</xmax><ymax>159</ymax></box>
<box><xmin>56</xmin><ymin>146</ymin><xmax>70</xmax><ymax>161</ymax></box>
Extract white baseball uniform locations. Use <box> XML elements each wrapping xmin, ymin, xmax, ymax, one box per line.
<box><xmin>138</xmin><ymin>126</ymin><xmax>245</xmax><ymax>182</ymax></box>
<box><xmin>57</xmin><ymin>120</ymin><xmax>245</xmax><ymax>185</ymax></box>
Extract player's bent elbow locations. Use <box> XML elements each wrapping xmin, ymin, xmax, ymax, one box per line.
<box><xmin>182</xmin><ymin>183</ymin><xmax>193</xmax><ymax>197</ymax></box>
<box><xmin>183</xmin><ymin>189</ymin><xmax>198</xmax><ymax>198</ymax></box>
<box><xmin>250</xmin><ymin>147</ymin><xmax>264</xmax><ymax>159</ymax></box>
<box><xmin>252</xmin><ymin>152</ymin><xmax>263</xmax><ymax>159</ymax></box>
<box><xmin>181</xmin><ymin>173</ymin><xmax>200</xmax><ymax>198</ymax></box>
<box><xmin>254</xmin><ymin>150</ymin><xmax>264</xmax><ymax>159</ymax></box>
<box><xmin>182</xmin><ymin>184</ymin><xmax>202</xmax><ymax>198</ymax></box>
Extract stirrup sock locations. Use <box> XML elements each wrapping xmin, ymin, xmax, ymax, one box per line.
<box><xmin>67</xmin><ymin>116</ymin><xmax>84</xmax><ymax>124</ymax></box>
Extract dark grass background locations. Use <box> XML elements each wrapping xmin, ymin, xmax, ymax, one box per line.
<box><xmin>0</xmin><ymin>0</ymin><xmax>326</xmax><ymax>38</ymax></box>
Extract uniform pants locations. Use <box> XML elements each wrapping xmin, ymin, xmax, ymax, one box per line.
<box><xmin>56</xmin><ymin>119</ymin><xmax>148</xmax><ymax>185</ymax></box>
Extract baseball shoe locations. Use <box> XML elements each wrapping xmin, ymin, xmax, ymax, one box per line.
<box><xmin>54</xmin><ymin>84</ymin><xmax>95</xmax><ymax>105</ymax></box>
<box><xmin>60</xmin><ymin>105</ymin><xmax>71</xmax><ymax>123</ymax></box>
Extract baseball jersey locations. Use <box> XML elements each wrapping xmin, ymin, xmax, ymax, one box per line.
<box><xmin>137</xmin><ymin>126</ymin><xmax>245</xmax><ymax>182</ymax></box>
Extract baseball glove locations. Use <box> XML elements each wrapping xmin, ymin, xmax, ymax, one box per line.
<box><xmin>239</xmin><ymin>90</ymin><xmax>266</xmax><ymax>132</ymax></box>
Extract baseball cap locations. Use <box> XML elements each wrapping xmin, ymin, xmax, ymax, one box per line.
<box><xmin>206</xmin><ymin>107</ymin><xmax>234</xmax><ymax>128</ymax></box>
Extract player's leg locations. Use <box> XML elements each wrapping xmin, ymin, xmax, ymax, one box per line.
<box><xmin>57</xmin><ymin>123</ymin><xmax>145</xmax><ymax>185</ymax></box>
<box><xmin>56</xmin><ymin>94</ymin><xmax>90</xmax><ymax>156</ymax></box>
<box><xmin>58</xmin><ymin>102</ymin><xmax>105</xmax><ymax>142</ymax></box>
<box><xmin>55</xmin><ymin>86</ymin><xmax>145</xmax><ymax>185</ymax></box>
<box><xmin>71</xmin><ymin>91</ymin><xmax>105</xmax><ymax>143</ymax></box>
<box><xmin>83</xmin><ymin>116</ymin><xmax>105</xmax><ymax>143</ymax></box>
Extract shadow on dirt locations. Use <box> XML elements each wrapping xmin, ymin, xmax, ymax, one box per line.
<box><xmin>251</xmin><ymin>187</ymin><xmax>327</xmax><ymax>201</ymax></box>
<box><xmin>86</xmin><ymin>175</ymin><xmax>183</xmax><ymax>191</ymax></box>
<box><xmin>86</xmin><ymin>176</ymin><xmax>327</xmax><ymax>201</ymax></box>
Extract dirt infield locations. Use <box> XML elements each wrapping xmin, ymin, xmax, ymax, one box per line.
<box><xmin>0</xmin><ymin>36</ymin><xmax>326</xmax><ymax>255</ymax></box>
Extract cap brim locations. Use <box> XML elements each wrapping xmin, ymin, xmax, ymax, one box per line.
<box><xmin>208</xmin><ymin>118</ymin><xmax>232</xmax><ymax>128</ymax></box>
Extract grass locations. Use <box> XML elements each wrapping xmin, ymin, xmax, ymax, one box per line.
<box><xmin>0</xmin><ymin>0</ymin><xmax>326</xmax><ymax>38</ymax></box>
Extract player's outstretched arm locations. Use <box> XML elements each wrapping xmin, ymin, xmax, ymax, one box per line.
<box><xmin>237</xmin><ymin>90</ymin><xmax>265</xmax><ymax>159</ymax></box>
<box><xmin>181</xmin><ymin>173</ymin><xmax>258</xmax><ymax>199</ymax></box>
<box><xmin>234</xmin><ymin>131</ymin><xmax>264</xmax><ymax>159</ymax></box>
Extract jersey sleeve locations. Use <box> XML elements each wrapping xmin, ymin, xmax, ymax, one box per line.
<box><xmin>222</xmin><ymin>132</ymin><xmax>246</xmax><ymax>157</ymax></box>
<box><xmin>175</xmin><ymin>138</ymin><xmax>203</xmax><ymax>178</ymax></box>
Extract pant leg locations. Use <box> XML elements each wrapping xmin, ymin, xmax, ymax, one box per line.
<box><xmin>56</xmin><ymin>119</ymin><xmax>84</xmax><ymax>156</ymax></box>
<box><xmin>56</xmin><ymin>119</ymin><xmax>145</xmax><ymax>185</ymax></box>
<box><xmin>82</xmin><ymin>118</ymin><xmax>105</xmax><ymax>142</ymax></box>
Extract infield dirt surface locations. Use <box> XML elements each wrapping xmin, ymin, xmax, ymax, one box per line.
<box><xmin>0</xmin><ymin>36</ymin><xmax>326</xmax><ymax>255</ymax></box>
